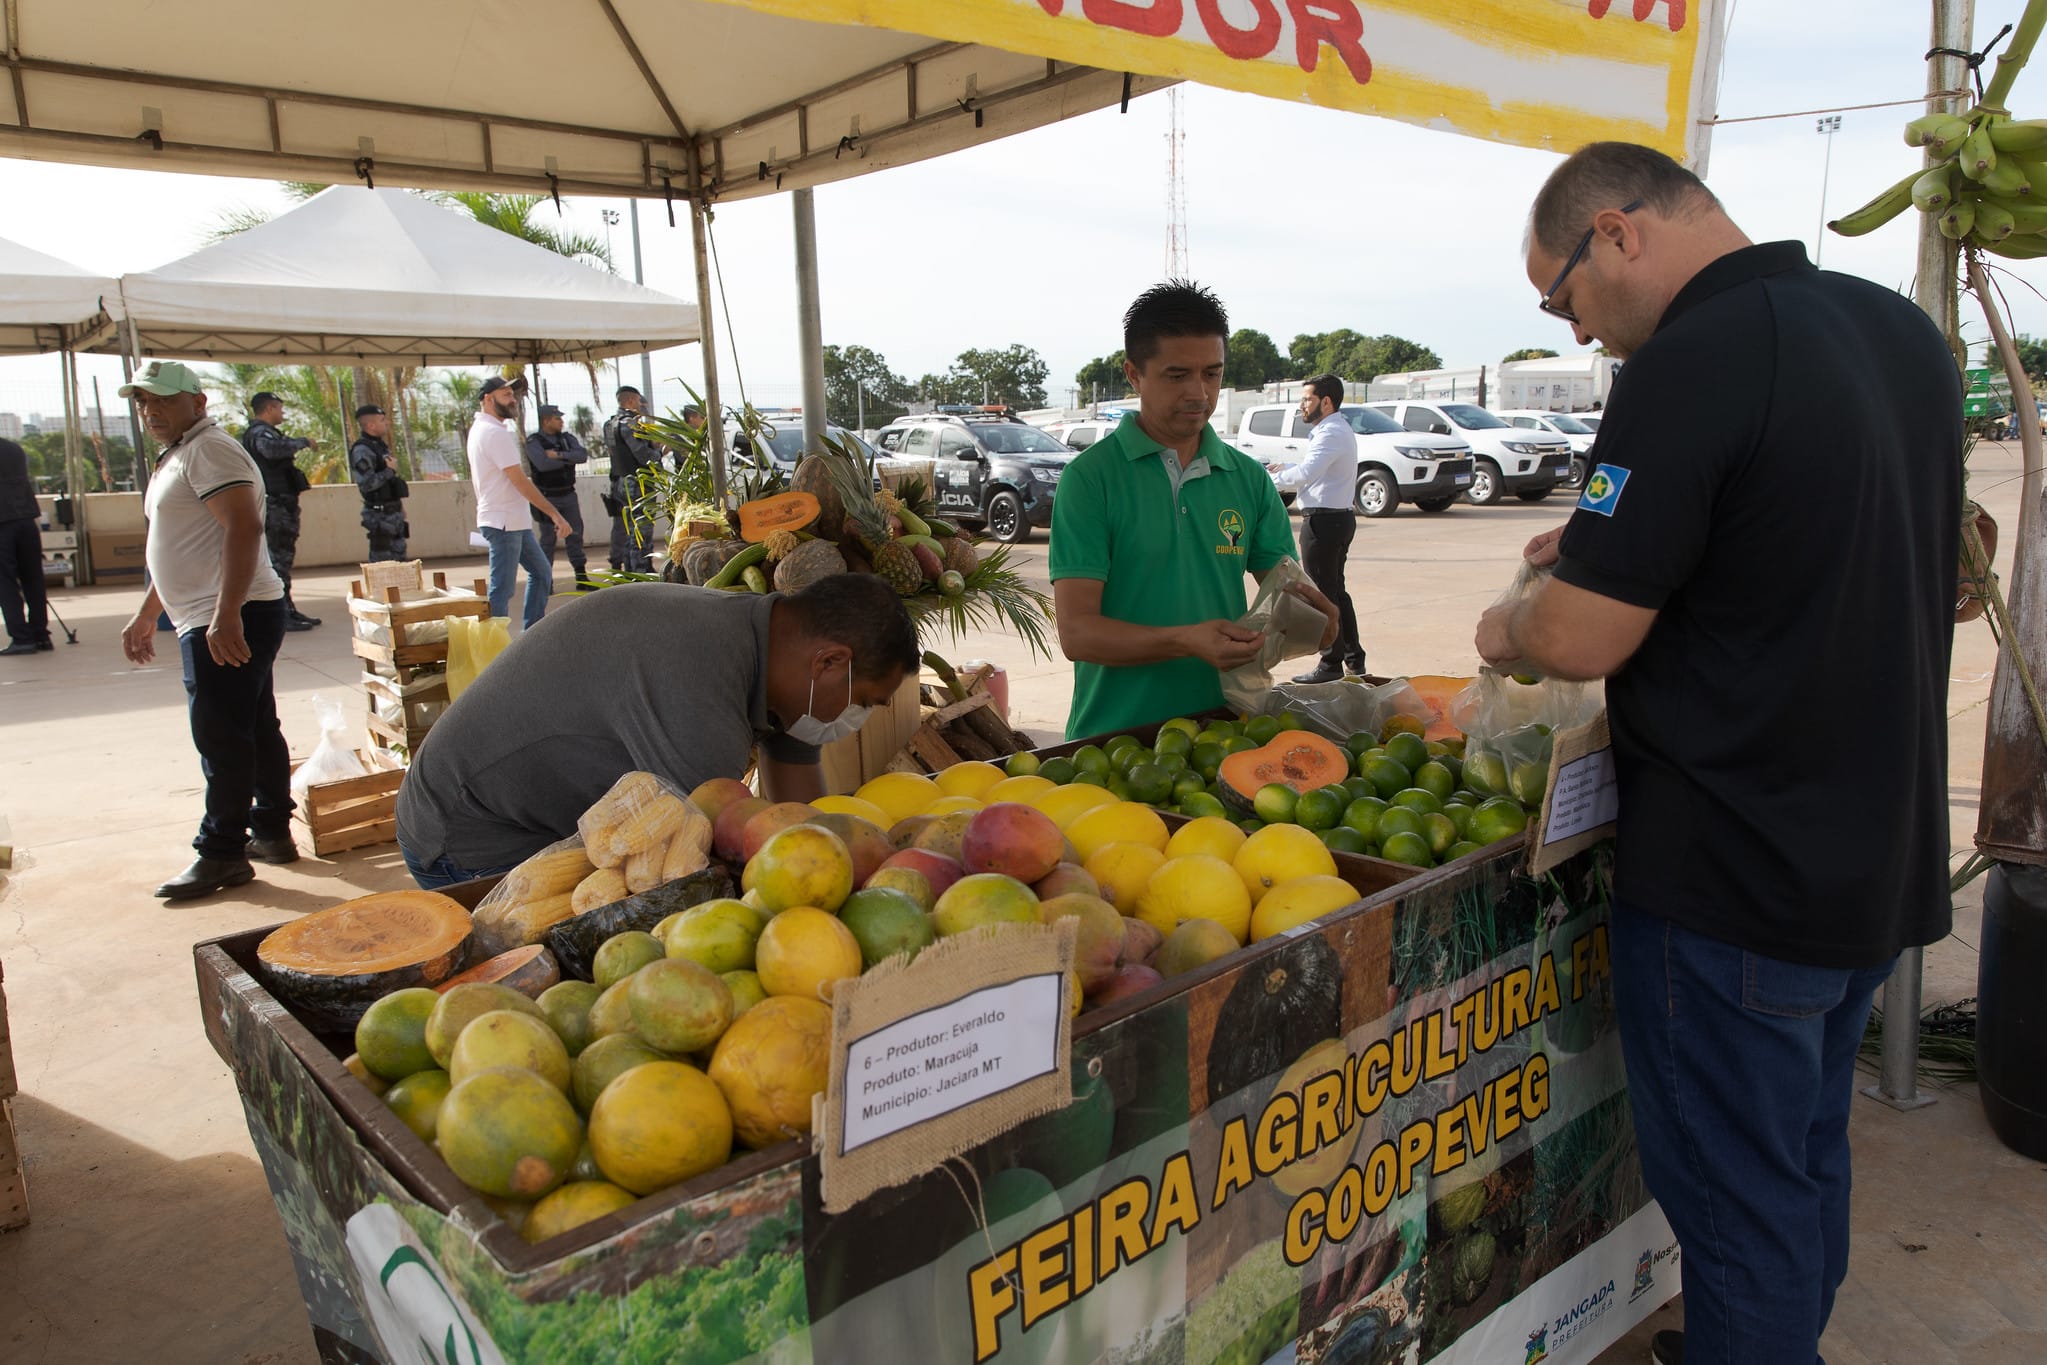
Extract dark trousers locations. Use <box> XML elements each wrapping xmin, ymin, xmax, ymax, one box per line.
<box><xmin>1611</xmin><ymin>906</ymin><xmax>1895</xmax><ymax>1363</ymax></box>
<box><xmin>264</xmin><ymin>494</ymin><xmax>301</xmax><ymax>609</ymax></box>
<box><xmin>609</xmin><ymin>499</ymin><xmax>653</xmax><ymax>572</ymax></box>
<box><xmin>363</xmin><ymin>504</ymin><xmax>408</xmax><ymax>562</ymax></box>
<box><xmin>537</xmin><ymin>489</ymin><xmax>588</xmax><ymax>580</ymax></box>
<box><xmin>0</xmin><ymin>516</ymin><xmax>48</xmax><ymax>645</ymax></box>
<box><xmin>1298</xmin><ymin>509</ymin><xmax>1363</xmax><ymax>668</ymax></box>
<box><xmin>179</xmin><ymin>598</ymin><xmax>293</xmax><ymax>858</ymax></box>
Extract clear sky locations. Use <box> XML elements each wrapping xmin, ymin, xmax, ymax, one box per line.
<box><xmin>0</xmin><ymin>0</ymin><xmax>2030</xmax><ymax>423</ymax></box>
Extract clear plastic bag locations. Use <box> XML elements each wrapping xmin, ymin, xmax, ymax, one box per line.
<box><xmin>471</xmin><ymin>835</ymin><xmax>598</xmax><ymax>956</ymax></box>
<box><xmin>290</xmin><ymin>694</ymin><xmax>369</xmax><ymax>799</ymax></box>
<box><xmin>1450</xmin><ymin>673</ymin><xmax>1604</xmax><ymax>807</ymax></box>
<box><xmin>575</xmin><ymin>771</ymin><xmax>714</xmax><ymax>889</ymax></box>
<box><xmin>447</xmin><ymin>616</ymin><xmax>512</xmax><ymax>700</ymax></box>
<box><xmin>1219</xmin><ymin>559</ymin><xmax>1330</xmax><ymax>712</ymax></box>
<box><xmin>1253</xmin><ymin>676</ymin><xmax>1434</xmax><ymax>744</ymax></box>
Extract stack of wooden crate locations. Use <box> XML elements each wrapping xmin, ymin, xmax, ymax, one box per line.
<box><xmin>346</xmin><ymin>563</ymin><xmax>489</xmax><ymax>758</ymax></box>
<box><xmin>1</xmin><ymin>959</ymin><xmax>25</xmax><ymax>1231</ymax></box>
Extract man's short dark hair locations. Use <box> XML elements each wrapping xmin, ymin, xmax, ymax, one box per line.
<box><xmin>1305</xmin><ymin>373</ymin><xmax>1344</xmax><ymax>408</ymax></box>
<box><xmin>250</xmin><ymin>391</ymin><xmax>282</xmax><ymax>413</ymax></box>
<box><xmin>782</xmin><ymin>574</ymin><xmax>921</xmax><ymax>682</ymax></box>
<box><xmin>1528</xmin><ymin>142</ymin><xmax>1718</xmax><ymax>259</ymax></box>
<box><xmin>681</xmin><ymin>405</ymin><xmax>702</xmax><ymax>422</ymax></box>
<box><xmin>616</xmin><ymin>386</ymin><xmax>642</xmax><ymax>401</ymax></box>
<box><xmin>1123</xmin><ymin>279</ymin><xmax>1230</xmax><ymax>370</ymax></box>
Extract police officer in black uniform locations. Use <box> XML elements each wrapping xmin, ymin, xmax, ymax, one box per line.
<box><xmin>602</xmin><ymin>386</ymin><xmax>663</xmax><ymax>572</ymax></box>
<box><xmin>240</xmin><ymin>391</ymin><xmax>320</xmax><ymax>630</ymax></box>
<box><xmin>349</xmin><ymin>404</ymin><xmax>408</xmax><ymax>562</ymax></box>
<box><xmin>526</xmin><ymin>404</ymin><xmax>591</xmax><ymax>588</ymax></box>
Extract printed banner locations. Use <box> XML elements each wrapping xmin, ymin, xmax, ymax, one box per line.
<box><xmin>211</xmin><ymin>841</ymin><xmax>1674</xmax><ymax>1365</ymax></box>
<box><xmin>715</xmin><ymin>0</ymin><xmax>1726</xmax><ymax>164</ymax></box>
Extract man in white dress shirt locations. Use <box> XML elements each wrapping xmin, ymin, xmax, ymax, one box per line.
<box><xmin>469</xmin><ymin>376</ymin><xmax>573</xmax><ymax>628</ymax></box>
<box><xmin>1267</xmin><ymin>372</ymin><xmax>1366</xmax><ymax>681</ymax></box>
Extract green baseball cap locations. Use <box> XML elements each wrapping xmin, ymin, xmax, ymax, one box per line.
<box><xmin>118</xmin><ymin>359</ymin><xmax>205</xmax><ymax>398</ymax></box>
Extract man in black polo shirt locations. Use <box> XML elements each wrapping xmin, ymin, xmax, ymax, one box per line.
<box><xmin>1475</xmin><ymin>143</ymin><xmax>1959</xmax><ymax>1365</ymax></box>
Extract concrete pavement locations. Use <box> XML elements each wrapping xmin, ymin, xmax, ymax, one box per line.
<box><xmin>0</xmin><ymin>440</ymin><xmax>2040</xmax><ymax>1362</ymax></box>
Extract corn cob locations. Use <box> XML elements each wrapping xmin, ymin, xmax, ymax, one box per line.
<box><xmin>498</xmin><ymin>845</ymin><xmax>596</xmax><ymax>904</ymax></box>
<box><xmin>572</xmin><ymin>867</ymin><xmax>630</xmax><ymax>915</ymax></box>
<box><xmin>624</xmin><ymin>842</ymin><xmax>665</xmax><ymax>894</ymax></box>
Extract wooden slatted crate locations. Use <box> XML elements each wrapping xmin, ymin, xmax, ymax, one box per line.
<box><xmin>346</xmin><ymin>570</ymin><xmax>490</xmax><ymax>671</ymax></box>
<box><xmin>290</xmin><ymin>750</ymin><xmax>407</xmax><ymax>856</ymax></box>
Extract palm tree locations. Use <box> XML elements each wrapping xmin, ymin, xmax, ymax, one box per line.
<box><xmin>433</xmin><ymin>193</ymin><xmax>612</xmax><ymax>269</ymax></box>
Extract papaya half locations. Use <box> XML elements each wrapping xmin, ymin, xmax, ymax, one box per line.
<box><xmin>1218</xmin><ymin>730</ymin><xmax>1349</xmax><ymax>814</ymax></box>
<box><xmin>735</xmin><ymin>490</ymin><xmax>821</xmax><ymax>542</ymax></box>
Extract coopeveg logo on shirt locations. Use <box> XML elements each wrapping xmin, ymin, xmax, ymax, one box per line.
<box><xmin>1216</xmin><ymin>507</ymin><xmax>1245</xmax><ymax>556</ymax></box>
<box><xmin>1577</xmin><ymin>465</ymin><xmax>1629</xmax><ymax>517</ymax></box>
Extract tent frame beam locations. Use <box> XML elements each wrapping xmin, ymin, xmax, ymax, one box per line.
<box><xmin>594</xmin><ymin>0</ymin><xmax>691</xmax><ymax>142</ymax></box>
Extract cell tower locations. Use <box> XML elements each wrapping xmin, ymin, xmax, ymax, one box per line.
<box><xmin>1166</xmin><ymin>87</ymin><xmax>1188</xmax><ymax>279</ymax></box>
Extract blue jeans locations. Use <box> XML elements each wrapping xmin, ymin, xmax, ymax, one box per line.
<box><xmin>402</xmin><ymin>844</ymin><xmax>518</xmax><ymax>892</ymax></box>
<box><xmin>1611</xmin><ymin>905</ymin><xmax>1895</xmax><ymax>1365</ymax></box>
<box><xmin>480</xmin><ymin>524</ymin><xmax>551</xmax><ymax>628</ymax></box>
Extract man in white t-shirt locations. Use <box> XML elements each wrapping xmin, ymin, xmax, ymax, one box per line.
<box><xmin>116</xmin><ymin>360</ymin><xmax>296</xmax><ymax>901</ymax></box>
<box><xmin>469</xmin><ymin>376</ymin><xmax>572</xmax><ymax>627</ymax></box>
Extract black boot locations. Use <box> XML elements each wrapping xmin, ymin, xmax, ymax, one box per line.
<box><xmin>155</xmin><ymin>855</ymin><xmax>257</xmax><ymax>901</ymax></box>
<box><xmin>1292</xmin><ymin>661</ymin><xmax>1346</xmax><ymax>685</ymax></box>
<box><xmin>246</xmin><ymin>835</ymin><xmax>301</xmax><ymax>865</ymax></box>
<box><xmin>1650</xmin><ymin>1330</ymin><xmax>1683</xmax><ymax>1365</ymax></box>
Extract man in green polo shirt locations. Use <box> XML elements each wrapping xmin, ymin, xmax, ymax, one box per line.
<box><xmin>1050</xmin><ymin>281</ymin><xmax>1337</xmax><ymax>739</ymax></box>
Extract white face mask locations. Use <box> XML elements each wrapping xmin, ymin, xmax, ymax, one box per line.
<box><xmin>786</xmin><ymin>658</ymin><xmax>870</xmax><ymax>745</ymax></box>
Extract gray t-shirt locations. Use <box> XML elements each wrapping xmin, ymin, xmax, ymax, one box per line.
<box><xmin>395</xmin><ymin>583</ymin><xmax>819</xmax><ymax>869</ymax></box>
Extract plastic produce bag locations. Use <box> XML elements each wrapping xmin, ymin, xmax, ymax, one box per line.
<box><xmin>290</xmin><ymin>694</ymin><xmax>369</xmax><ymax>800</ymax></box>
<box><xmin>1254</xmin><ymin>676</ymin><xmax>1435</xmax><ymax>745</ymax></box>
<box><xmin>446</xmin><ymin>615</ymin><xmax>512</xmax><ymax>700</ymax></box>
<box><xmin>1219</xmin><ymin>559</ymin><xmax>1331</xmax><ymax>712</ymax></box>
<box><xmin>471</xmin><ymin>836</ymin><xmax>598</xmax><ymax>956</ymax></box>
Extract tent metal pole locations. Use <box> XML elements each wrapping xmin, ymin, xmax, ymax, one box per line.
<box><xmin>630</xmin><ymin>200</ymin><xmax>654</xmax><ymax>403</ymax></box>
<box><xmin>686</xmin><ymin>142</ymin><xmax>729</xmax><ymax>504</ymax></box>
<box><xmin>793</xmin><ymin>188</ymin><xmax>827</xmax><ymax>453</ymax></box>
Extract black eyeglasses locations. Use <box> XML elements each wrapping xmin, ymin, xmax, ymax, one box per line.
<box><xmin>1538</xmin><ymin>198</ymin><xmax>1641</xmax><ymax>324</ymax></box>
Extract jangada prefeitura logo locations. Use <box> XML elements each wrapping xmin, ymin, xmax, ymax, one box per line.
<box><xmin>1216</xmin><ymin>507</ymin><xmax>1245</xmax><ymax>555</ymax></box>
<box><xmin>1524</xmin><ymin>1323</ymin><xmax>1549</xmax><ymax>1363</ymax></box>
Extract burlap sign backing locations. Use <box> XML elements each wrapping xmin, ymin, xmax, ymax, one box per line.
<box><xmin>817</xmin><ymin>919</ymin><xmax>1076</xmax><ymax>1214</ymax></box>
<box><xmin>1525</xmin><ymin>710</ymin><xmax>1619</xmax><ymax>875</ymax></box>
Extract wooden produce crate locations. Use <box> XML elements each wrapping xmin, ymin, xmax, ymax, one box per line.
<box><xmin>0</xmin><ymin>959</ymin><xmax>24</xmax><ymax>1231</ymax></box>
<box><xmin>361</xmin><ymin>669</ymin><xmax>449</xmax><ymax>756</ymax></box>
<box><xmin>818</xmin><ymin>672</ymin><xmax>924</xmax><ymax>795</ymax></box>
<box><xmin>290</xmin><ymin>750</ymin><xmax>407</xmax><ymax>856</ymax></box>
<box><xmin>346</xmin><ymin>572</ymin><xmax>489</xmax><ymax>671</ymax></box>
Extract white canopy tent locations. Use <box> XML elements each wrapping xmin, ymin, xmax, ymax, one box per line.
<box><xmin>0</xmin><ymin>234</ymin><xmax>114</xmax><ymax>356</ymax></box>
<box><xmin>81</xmin><ymin>186</ymin><xmax>700</xmax><ymax>366</ymax></box>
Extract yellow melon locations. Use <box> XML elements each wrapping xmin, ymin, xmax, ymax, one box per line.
<box><xmin>919</xmin><ymin>795</ymin><xmax>987</xmax><ymax>818</ymax></box>
<box><xmin>1249</xmin><ymin>875</ymin><xmax>1361</xmax><ymax>942</ymax></box>
<box><xmin>984</xmin><ymin>774</ymin><xmax>1058</xmax><ymax>806</ymax></box>
<box><xmin>1067</xmin><ymin>801</ymin><xmax>1171</xmax><ymax>863</ymax></box>
<box><xmin>935</xmin><ymin>760</ymin><xmax>1007</xmax><ymax>800</ymax></box>
<box><xmin>811</xmin><ymin>794</ymin><xmax>891</xmax><ymax>826</ymax></box>
<box><xmin>855</xmin><ymin>772</ymin><xmax>942</xmax><ymax>825</ymax></box>
<box><xmin>1083</xmin><ymin>841</ymin><xmax>1168</xmax><ymax>913</ymax></box>
<box><xmin>1031</xmin><ymin>783</ymin><xmax>1119</xmax><ymax>831</ymax></box>
<box><xmin>1135</xmin><ymin>854</ymin><xmax>1253</xmax><ymax>944</ymax></box>
<box><xmin>1233</xmin><ymin>825</ymin><xmax>1339</xmax><ymax>904</ymax></box>
<box><xmin>1165</xmin><ymin>816</ymin><xmax>1249</xmax><ymax>863</ymax></box>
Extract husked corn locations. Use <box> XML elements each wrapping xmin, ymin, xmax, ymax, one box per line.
<box><xmin>659</xmin><ymin>821</ymin><xmax>710</xmax><ymax>883</ymax></box>
<box><xmin>624</xmin><ymin>843</ymin><xmax>664</xmax><ymax>895</ymax></box>
<box><xmin>499</xmin><ymin>845</ymin><xmax>596</xmax><ymax>904</ymax></box>
<box><xmin>471</xmin><ymin>892</ymin><xmax>576</xmax><ymax>956</ymax></box>
<box><xmin>572</xmin><ymin>867</ymin><xmax>630</xmax><ymax>915</ymax></box>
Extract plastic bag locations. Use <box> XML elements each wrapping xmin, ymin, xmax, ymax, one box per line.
<box><xmin>447</xmin><ymin>615</ymin><xmax>512</xmax><ymax>700</ymax></box>
<box><xmin>576</xmin><ymin>771</ymin><xmax>714</xmax><ymax>889</ymax></box>
<box><xmin>471</xmin><ymin>836</ymin><xmax>598</xmax><ymax>956</ymax></box>
<box><xmin>1219</xmin><ymin>559</ymin><xmax>1331</xmax><ymax>712</ymax></box>
<box><xmin>1250</xmin><ymin>676</ymin><xmax>1434</xmax><ymax>745</ymax></box>
<box><xmin>353</xmin><ymin>615</ymin><xmax>451</xmax><ymax>648</ymax></box>
<box><xmin>290</xmin><ymin>694</ymin><xmax>369</xmax><ymax>800</ymax></box>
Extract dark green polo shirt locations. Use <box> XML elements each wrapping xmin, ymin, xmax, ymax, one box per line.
<box><xmin>1049</xmin><ymin>414</ymin><xmax>1296</xmax><ymax>739</ymax></box>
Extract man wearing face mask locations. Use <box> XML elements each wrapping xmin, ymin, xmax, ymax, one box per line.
<box><xmin>394</xmin><ymin>574</ymin><xmax>920</xmax><ymax>889</ymax></box>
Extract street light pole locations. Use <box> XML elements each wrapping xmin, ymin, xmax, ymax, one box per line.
<box><xmin>1815</xmin><ymin>115</ymin><xmax>1842</xmax><ymax>267</ymax></box>
<box><xmin>629</xmin><ymin>200</ymin><xmax>654</xmax><ymax>403</ymax></box>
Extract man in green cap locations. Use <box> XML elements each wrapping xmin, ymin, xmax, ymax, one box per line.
<box><xmin>118</xmin><ymin>360</ymin><xmax>297</xmax><ymax>901</ymax></box>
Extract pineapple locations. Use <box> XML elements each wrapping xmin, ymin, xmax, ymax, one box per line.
<box><xmin>872</xmin><ymin>541</ymin><xmax>926</xmax><ymax>596</ymax></box>
<box><xmin>826</xmin><ymin>443</ymin><xmax>925</xmax><ymax>595</ymax></box>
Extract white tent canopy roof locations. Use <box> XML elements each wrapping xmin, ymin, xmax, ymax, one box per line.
<box><xmin>0</xmin><ymin>1</ymin><xmax>1166</xmax><ymax>204</ymax></box>
<box><xmin>81</xmin><ymin>186</ymin><xmax>701</xmax><ymax>366</ymax></box>
<box><xmin>0</xmin><ymin>234</ymin><xmax>115</xmax><ymax>355</ymax></box>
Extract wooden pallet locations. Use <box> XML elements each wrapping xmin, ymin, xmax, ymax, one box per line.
<box><xmin>290</xmin><ymin>751</ymin><xmax>407</xmax><ymax>856</ymax></box>
<box><xmin>0</xmin><ymin>960</ymin><xmax>24</xmax><ymax>1232</ymax></box>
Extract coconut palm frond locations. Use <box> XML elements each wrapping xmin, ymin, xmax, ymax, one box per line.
<box><xmin>902</xmin><ymin>543</ymin><xmax>1055</xmax><ymax>659</ymax></box>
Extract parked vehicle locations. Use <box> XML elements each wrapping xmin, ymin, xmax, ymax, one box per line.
<box><xmin>1494</xmin><ymin>409</ymin><xmax>1598</xmax><ymax>489</ymax></box>
<box><xmin>1226</xmin><ymin>403</ymin><xmax>1474</xmax><ymax>516</ymax></box>
<box><xmin>871</xmin><ymin>413</ymin><xmax>1074</xmax><ymax>541</ymax></box>
<box><xmin>1364</xmin><ymin>400</ymin><xmax>1571</xmax><ymax>505</ymax></box>
<box><xmin>1044</xmin><ymin>416</ymin><xmax>1125</xmax><ymax>451</ymax></box>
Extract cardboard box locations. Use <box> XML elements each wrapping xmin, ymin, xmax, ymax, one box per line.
<box><xmin>90</xmin><ymin>531</ymin><xmax>148</xmax><ymax>578</ymax></box>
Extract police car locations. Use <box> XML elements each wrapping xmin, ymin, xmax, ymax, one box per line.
<box><xmin>871</xmin><ymin>412</ymin><xmax>1075</xmax><ymax>542</ymax></box>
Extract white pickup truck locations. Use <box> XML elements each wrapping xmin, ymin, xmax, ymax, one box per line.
<box><xmin>1363</xmin><ymin>400</ymin><xmax>1572</xmax><ymax>505</ymax></box>
<box><xmin>1226</xmin><ymin>403</ymin><xmax>1476</xmax><ymax>516</ymax></box>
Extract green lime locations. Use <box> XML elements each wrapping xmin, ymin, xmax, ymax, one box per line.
<box><xmin>1295</xmin><ymin>788</ymin><xmax>1344</xmax><ymax>831</ymax></box>
<box><xmin>1342</xmin><ymin>775</ymin><xmax>1378</xmax><ymax>802</ymax></box>
<box><xmin>1038</xmin><ymin>756</ymin><xmax>1078</xmax><ymax>785</ymax></box>
<box><xmin>1242</xmin><ymin>715</ymin><xmax>1282</xmax><ymax>746</ymax></box>
<box><xmin>1154</xmin><ymin>752</ymin><xmax>1189</xmax><ymax>775</ymax></box>
<box><xmin>1153</xmin><ymin>728</ymin><xmax>1192</xmax><ymax>756</ymax></box>
<box><xmin>1445</xmin><ymin>840</ymin><xmax>1483</xmax><ymax>861</ymax></box>
<box><xmin>1364</xmin><ymin>757</ymin><xmax>1414</xmax><ymax>800</ymax></box>
<box><xmin>1107</xmin><ymin>774</ymin><xmax>1135</xmax><ymax>802</ymax></box>
<box><xmin>1126</xmin><ymin>763</ymin><xmax>1175</xmax><ymax>806</ymax></box>
<box><xmin>1462</xmin><ymin>752</ymin><xmax>1508</xmax><ymax>797</ymax></box>
<box><xmin>1072</xmin><ymin>745</ymin><xmax>1111</xmax><ymax>776</ymax></box>
<box><xmin>1180</xmin><ymin>791</ymin><xmax>1229</xmax><ymax>820</ymax></box>
<box><xmin>1374</xmin><ymin>805</ymin><xmax>1426</xmax><ymax>843</ymax></box>
<box><xmin>1172</xmin><ymin>773</ymin><xmax>1208</xmax><ymax>804</ymax></box>
<box><xmin>1383</xmin><ymin>732</ymin><xmax>1429</xmax><ymax>772</ymax></box>
<box><xmin>1275</xmin><ymin>711</ymin><xmax>1305</xmax><ymax>731</ymax></box>
<box><xmin>1441</xmin><ymin>735</ymin><xmax>1466</xmax><ymax>755</ymax></box>
<box><xmin>1421</xmin><ymin>812</ymin><xmax>1458</xmax><ymax>857</ymax></box>
<box><xmin>1006</xmin><ymin>751</ymin><xmax>1041</xmax><ymax>777</ymax></box>
<box><xmin>1238</xmin><ymin>817</ymin><xmax>1266</xmax><ymax>834</ymax></box>
<box><xmin>1509</xmin><ymin>761</ymin><xmax>1549</xmax><ymax>807</ymax></box>
<box><xmin>1104</xmin><ymin>733</ymin><xmax>1141</xmax><ymax>756</ymax></box>
<box><xmin>1159</xmin><ymin>716</ymin><xmax>1201</xmax><ymax>741</ymax></box>
<box><xmin>1442</xmin><ymin>804</ymin><xmax>1473</xmax><ymax>837</ymax></box>
<box><xmin>1190</xmin><ymin>742</ymin><xmax>1228</xmax><ymax>781</ymax></box>
<box><xmin>1342</xmin><ymin>796</ymin><xmax>1389</xmax><ymax>836</ymax></box>
<box><xmin>1379</xmin><ymin>831</ymin><xmax>1435</xmax><ymax>868</ymax></box>
<box><xmin>1343</xmin><ymin>731</ymin><xmax>1377</xmax><ymax>756</ymax></box>
<box><xmin>1319</xmin><ymin>826</ymin><xmax>1370</xmax><ymax>854</ymax></box>
<box><xmin>1379</xmin><ymin>713</ymin><xmax>1427</xmax><ymax>744</ymax></box>
<box><xmin>1468</xmin><ymin>797</ymin><xmax>1530</xmax><ymax>846</ymax></box>
<box><xmin>1412</xmin><ymin>761</ymin><xmax>1456</xmax><ymax>802</ymax></box>
<box><xmin>1424</xmin><ymin>740</ymin><xmax>1451</xmax><ymax>757</ymax></box>
<box><xmin>1194</xmin><ymin>727</ymin><xmax>1235</xmax><ymax>748</ymax></box>
<box><xmin>1435</xmin><ymin>754</ymin><xmax>1464</xmax><ymax>784</ymax></box>
<box><xmin>1221</xmin><ymin>736</ymin><xmax>1259</xmax><ymax>756</ymax></box>
<box><xmin>1392</xmin><ymin>788</ymin><xmax>1443</xmax><ymax>816</ymax></box>
<box><xmin>1073</xmin><ymin>770</ymin><xmax>1111</xmax><ymax>789</ymax></box>
<box><xmin>1252</xmin><ymin>783</ymin><xmax>1300</xmax><ymax>825</ymax></box>
<box><xmin>1112</xmin><ymin>744</ymin><xmax>1153</xmax><ymax>773</ymax></box>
